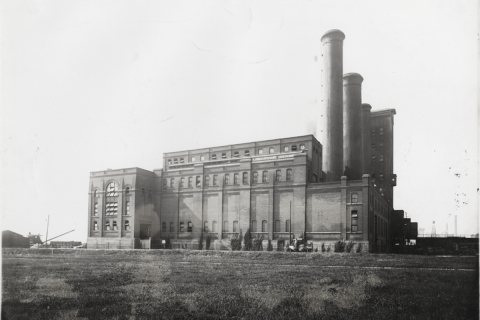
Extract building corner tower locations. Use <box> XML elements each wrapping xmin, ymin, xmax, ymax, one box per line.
<box><xmin>320</xmin><ymin>29</ymin><xmax>345</xmax><ymax>182</ymax></box>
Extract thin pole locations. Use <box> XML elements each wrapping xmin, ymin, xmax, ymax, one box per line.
<box><xmin>45</xmin><ymin>215</ymin><xmax>49</xmax><ymax>247</ymax></box>
<box><xmin>289</xmin><ymin>201</ymin><xmax>292</xmax><ymax>245</ymax></box>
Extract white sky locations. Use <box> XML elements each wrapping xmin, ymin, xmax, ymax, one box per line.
<box><xmin>1</xmin><ymin>0</ymin><xmax>478</xmax><ymax>242</ymax></box>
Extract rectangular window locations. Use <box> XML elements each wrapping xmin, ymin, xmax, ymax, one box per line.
<box><xmin>269</xmin><ymin>147</ymin><xmax>274</xmax><ymax>154</ymax></box>
<box><xmin>170</xmin><ymin>222</ymin><xmax>174</xmax><ymax>232</ymax></box>
<box><xmin>351</xmin><ymin>211</ymin><xmax>358</xmax><ymax>232</ymax></box>
<box><xmin>205</xmin><ymin>175</ymin><xmax>210</xmax><ymax>186</ymax></box>
<box><xmin>276</xmin><ymin>170</ymin><xmax>282</xmax><ymax>182</ymax></box>
<box><xmin>112</xmin><ymin>221</ymin><xmax>118</xmax><ymax>231</ymax></box>
<box><xmin>275</xmin><ymin>220</ymin><xmax>280</xmax><ymax>232</ymax></box>
<box><xmin>174</xmin><ymin>158</ymin><xmax>178</xmax><ymax>164</ymax></box>
<box><xmin>225</xmin><ymin>174</ymin><xmax>230</xmax><ymax>185</ymax></box>
<box><xmin>300</xmin><ymin>144</ymin><xmax>305</xmax><ymax>150</ymax></box>
<box><xmin>244</xmin><ymin>150</ymin><xmax>250</xmax><ymax>156</ymax></box>
<box><xmin>234</xmin><ymin>173</ymin><xmax>239</xmax><ymax>185</ymax></box>
<box><xmin>163</xmin><ymin>179</ymin><xmax>168</xmax><ymax>188</ymax></box>
<box><xmin>188</xmin><ymin>177</ymin><xmax>193</xmax><ymax>188</ymax></box>
<box><xmin>233</xmin><ymin>221</ymin><xmax>238</xmax><ymax>233</ymax></box>
<box><xmin>212</xmin><ymin>154</ymin><xmax>217</xmax><ymax>160</ymax></box>
<box><xmin>224</xmin><ymin>221</ymin><xmax>229</xmax><ymax>232</ymax></box>
<box><xmin>180</xmin><ymin>221</ymin><xmax>184</xmax><ymax>232</ymax></box>
<box><xmin>262</xmin><ymin>171</ymin><xmax>268</xmax><ymax>183</ymax></box>
<box><xmin>162</xmin><ymin>222</ymin><xmax>166</xmax><ymax>232</ymax></box>
<box><xmin>262</xmin><ymin>220</ymin><xmax>267</xmax><ymax>232</ymax></box>
<box><xmin>105</xmin><ymin>221</ymin><xmax>110</xmax><ymax>231</ymax></box>
<box><xmin>191</xmin><ymin>156</ymin><xmax>196</xmax><ymax>162</ymax></box>
<box><xmin>196</xmin><ymin>176</ymin><xmax>201</xmax><ymax>187</ymax></box>
<box><xmin>204</xmin><ymin>221</ymin><xmax>208</xmax><ymax>232</ymax></box>
<box><xmin>243</xmin><ymin>172</ymin><xmax>248</xmax><ymax>184</ymax></box>
<box><xmin>188</xmin><ymin>221</ymin><xmax>193</xmax><ymax>232</ymax></box>
<box><xmin>292</xmin><ymin>145</ymin><xmax>297</xmax><ymax>151</ymax></box>
<box><xmin>253</xmin><ymin>172</ymin><xmax>258</xmax><ymax>183</ymax></box>
<box><xmin>222</xmin><ymin>153</ymin><xmax>227</xmax><ymax>159</ymax></box>
<box><xmin>213</xmin><ymin>175</ymin><xmax>218</xmax><ymax>186</ymax></box>
<box><xmin>180</xmin><ymin>158</ymin><xmax>184</xmax><ymax>163</ymax></box>
<box><xmin>234</xmin><ymin>151</ymin><xmax>239</xmax><ymax>157</ymax></box>
<box><xmin>286</xmin><ymin>220</ymin><xmax>290</xmax><ymax>232</ymax></box>
<box><xmin>200</xmin><ymin>155</ymin><xmax>205</xmax><ymax>161</ymax></box>
<box><xmin>258</xmin><ymin>149</ymin><xmax>263</xmax><ymax>155</ymax></box>
<box><xmin>167</xmin><ymin>159</ymin><xmax>172</xmax><ymax>165</ymax></box>
<box><xmin>351</xmin><ymin>193</ymin><xmax>358</xmax><ymax>203</ymax></box>
<box><xmin>284</xmin><ymin>146</ymin><xmax>289</xmax><ymax>152</ymax></box>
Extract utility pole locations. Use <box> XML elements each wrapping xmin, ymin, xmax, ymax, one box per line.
<box><xmin>45</xmin><ymin>215</ymin><xmax>50</xmax><ymax>246</ymax></box>
<box><xmin>289</xmin><ymin>201</ymin><xmax>292</xmax><ymax>245</ymax></box>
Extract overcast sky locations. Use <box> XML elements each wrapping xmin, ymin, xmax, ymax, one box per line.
<box><xmin>2</xmin><ymin>0</ymin><xmax>478</xmax><ymax>242</ymax></box>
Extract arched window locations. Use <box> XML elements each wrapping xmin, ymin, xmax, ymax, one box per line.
<box><xmin>234</xmin><ymin>173</ymin><xmax>239</xmax><ymax>185</ymax></box>
<box><xmin>243</xmin><ymin>172</ymin><xmax>248</xmax><ymax>184</ymax></box>
<box><xmin>125</xmin><ymin>187</ymin><xmax>130</xmax><ymax>195</ymax></box>
<box><xmin>188</xmin><ymin>177</ymin><xmax>193</xmax><ymax>188</ymax></box>
<box><xmin>225</xmin><ymin>174</ymin><xmax>230</xmax><ymax>185</ymax></box>
<box><xmin>223</xmin><ymin>221</ymin><xmax>229</xmax><ymax>232</ymax></box>
<box><xmin>204</xmin><ymin>221</ymin><xmax>209</xmax><ymax>232</ymax></box>
<box><xmin>262</xmin><ymin>171</ymin><xmax>268</xmax><ymax>183</ymax></box>
<box><xmin>233</xmin><ymin>221</ymin><xmax>238</xmax><ymax>233</ymax></box>
<box><xmin>205</xmin><ymin>175</ymin><xmax>210</xmax><ymax>186</ymax></box>
<box><xmin>251</xmin><ymin>220</ymin><xmax>257</xmax><ymax>232</ymax></box>
<box><xmin>213</xmin><ymin>175</ymin><xmax>218</xmax><ymax>186</ymax></box>
<box><xmin>276</xmin><ymin>170</ymin><xmax>282</xmax><ymax>182</ymax></box>
<box><xmin>262</xmin><ymin>220</ymin><xmax>267</xmax><ymax>232</ymax></box>
<box><xmin>258</xmin><ymin>149</ymin><xmax>263</xmax><ymax>155</ymax></box>
<box><xmin>125</xmin><ymin>220</ymin><xmax>130</xmax><ymax>231</ymax></box>
<box><xmin>212</xmin><ymin>221</ymin><xmax>217</xmax><ymax>233</ymax></box>
<box><xmin>286</xmin><ymin>169</ymin><xmax>292</xmax><ymax>181</ymax></box>
<box><xmin>351</xmin><ymin>193</ymin><xmax>358</xmax><ymax>203</ymax></box>
<box><xmin>284</xmin><ymin>146</ymin><xmax>289</xmax><ymax>152</ymax></box>
<box><xmin>170</xmin><ymin>178</ymin><xmax>175</xmax><ymax>188</ymax></box>
<box><xmin>300</xmin><ymin>144</ymin><xmax>305</xmax><ymax>150</ymax></box>
<box><xmin>253</xmin><ymin>171</ymin><xmax>258</xmax><ymax>183</ymax></box>
<box><xmin>286</xmin><ymin>220</ymin><xmax>290</xmax><ymax>232</ymax></box>
<box><xmin>93</xmin><ymin>221</ymin><xmax>98</xmax><ymax>231</ymax></box>
<box><xmin>275</xmin><ymin>220</ymin><xmax>280</xmax><ymax>232</ymax></box>
<box><xmin>196</xmin><ymin>176</ymin><xmax>201</xmax><ymax>187</ymax></box>
<box><xmin>105</xmin><ymin>182</ymin><xmax>119</xmax><ymax>216</ymax></box>
<box><xmin>180</xmin><ymin>177</ymin><xmax>185</xmax><ymax>188</ymax></box>
<box><xmin>162</xmin><ymin>222</ymin><xmax>166</xmax><ymax>232</ymax></box>
<box><xmin>179</xmin><ymin>221</ymin><xmax>184</xmax><ymax>232</ymax></box>
<box><xmin>188</xmin><ymin>221</ymin><xmax>193</xmax><ymax>232</ymax></box>
<box><xmin>113</xmin><ymin>221</ymin><xmax>118</xmax><ymax>231</ymax></box>
<box><xmin>291</xmin><ymin>145</ymin><xmax>297</xmax><ymax>151</ymax></box>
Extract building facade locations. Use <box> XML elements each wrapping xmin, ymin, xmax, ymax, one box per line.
<box><xmin>87</xmin><ymin>29</ymin><xmax>399</xmax><ymax>252</ymax></box>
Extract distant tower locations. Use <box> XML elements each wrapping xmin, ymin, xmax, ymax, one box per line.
<box><xmin>431</xmin><ymin>221</ymin><xmax>436</xmax><ymax>237</ymax></box>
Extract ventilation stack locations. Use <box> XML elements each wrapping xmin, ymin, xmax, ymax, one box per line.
<box><xmin>361</xmin><ymin>103</ymin><xmax>372</xmax><ymax>177</ymax></box>
<box><xmin>320</xmin><ymin>29</ymin><xmax>345</xmax><ymax>182</ymax></box>
<box><xmin>343</xmin><ymin>73</ymin><xmax>364</xmax><ymax>180</ymax></box>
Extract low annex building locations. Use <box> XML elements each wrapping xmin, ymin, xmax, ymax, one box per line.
<box><xmin>87</xmin><ymin>29</ymin><xmax>400</xmax><ymax>252</ymax></box>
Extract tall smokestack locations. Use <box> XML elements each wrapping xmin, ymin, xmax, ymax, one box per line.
<box><xmin>343</xmin><ymin>73</ymin><xmax>364</xmax><ymax>180</ymax></box>
<box><xmin>320</xmin><ymin>29</ymin><xmax>345</xmax><ymax>182</ymax></box>
<box><xmin>361</xmin><ymin>103</ymin><xmax>372</xmax><ymax>176</ymax></box>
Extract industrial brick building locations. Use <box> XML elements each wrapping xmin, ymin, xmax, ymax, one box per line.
<box><xmin>87</xmin><ymin>29</ymin><xmax>399</xmax><ymax>252</ymax></box>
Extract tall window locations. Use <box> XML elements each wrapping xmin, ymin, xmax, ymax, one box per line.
<box><xmin>188</xmin><ymin>221</ymin><xmax>193</xmax><ymax>232</ymax></box>
<box><xmin>94</xmin><ymin>221</ymin><xmax>98</xmax><ymax>231</ymax></box>
<box><xmin>162</xmin><ymin>222</ymin><xmax>166</xmax><ymax>232</ymax></box>
<box><xmin>224</xmin><ymin>221</ymin><xmax>229</xmax><ymax>232</ymax></box>
<box><xmin>234</xmin><ymin>173</ymin><xmax>239</xmax><ymax>185</ymax></box>
<box><xmin>200</xmin><ymin>155</ymin><xmax>205</xmax><ymax>161</ymax></box>
<box><xmin>251</xmin><ymin>220</ymin><xmax>257</xmax><ymax>232</ymax></box>
<box><xmin>169</xmin><ymin>222</ymin><xmax>174</xmax><ymax>232</ymax></box>
<box><xmin>205</xmin><ymin>175</ymin><xmax>210</xmax><ymax>186</ymax></box>
<box><xmin>292</xmin><ymin>145</ymin><xmax>297</xmax><ymax>151</ymax></box>
<box><xmin>233</xmin><ymin>221</ymin><xmax>238</xmax><ymax>233</ymax></box>
<box><xmin>275</xmin><ymin>220</ymin><xmax>280</xmax><ymax>232</ymax></box>
<box><xmin>105</xmin><ymin>182</ymin><xmax>119</xmax><ymax>216</ymax></box>
<box><xmin>125</xmin><ymin>201</ymin><xmax>130</xmax><ymax>215</ymax></box>
<box><xmin>213</xmin><ymin>175</ymin><xmax>218</xmax><ymax>186</ymax></box>
<box><xmin>180</xmin><ymin>177</ymin><xmax>185</xmax><ymax>188</ymax></box>
<box><xmin>225</xmin><ymin>174</ymin><xmax>230</xmax><ymax>185</ymax></box>
<box><xmin>262</xmin><ymin>171</ymin><xmax>268</xmax><ymax>183</ymax></box>
<box><xmin>105</xmin><ymin>221</ymin><xmax>111</xmax><ymax>231</ymax></box>
<box><xmin>284</xmin><ymin>146</ymin><xmax>289</xmax><ymax>152</ymax></box>
<box><xmin>286</xmin><ymin>169</ymin><xmax>292</xmax><ymax>181</ymax></box>
<box><xmin>262</xmin><ymin>220</ymin><xmax>267</xmax><ymax>232</ymax></box>
<box><xmin>269</xmin><ymin>147</ymin><xmax>274</xmax><ymax>154</ymax></box>
<box><xmin>253</xmin><ymin>171</ymin><xmax>258</xmax><ymax>183</ymax></box>
<box><xmin>244</xmin><ymin>150</ymin><xmax>250</xmax><ymax>156</ymax></box>
<box><xmin>222</xmin><ymin>153</ymin><xmax>227</xmax><ymax>159</ymax></box>
<box><xmin>196</xmin><ymin>176</ymin><xmax>201</xmax><ymax>187</ymax></box>
<box><xmin>170</xmin><ymin>178</ymin><xmax>175</xmax><ymax>188</ymax></box>
<box><xmin>351</xmin><ymin>193</ymin><xmax>358</xmax><ymax>203</ymax></box>
<box><xmin>243</xmin><ymin>172</ymin><xmax>248</xmax><ymax>184</ymax></box>
<box><xmin>286</xmin><ymin>220</ymin><xmax>290</xmax><ymax>232</ymax></box>
<box><xmin>380</xmin><ymin>127</ymin><xmax>384</xmax><ymax>135</ymax></box>
<box><xmin>188</xmin><ymin>177</ymin><xmax>193</xmax><ymax>188</ymax></box>
<box><xmin>258</xmin><ymin>149</ymin><xmax>263</xmax><ymax>155</ymax></box>
<box><xmin>234</xmin><ymin>151</ymin><xmax>239</xmax><ymax>157</ymax></box>
<box><xmin>163</xmin><ymin>179</ymin><xmax>168</xmax><ymax>188</ymax></box>
<box><xmin>204</xmin><ymin>221</ymin><xmax>208</xmax><ymax>232</ymax></box>
<box><xmin>276</xmin><ymin>170</ymin><xmax>282</xmax><ymax>182</ymax></box>
<box><xmin>351</xmin><ymin>211</ymin><xmax>358</xmax><ymax>232</ymax></box>
<box><xmin>180</xmin><ymin>221</ymin><xmax>184</xmax><ymax>232</ymax></box>
<box><xmin>94</xmin><ymin>203</ymin><xmax>98</xmax><ymax>216</ymax></box>
<box><xmin>212</xmin><ymin>221</ymin><xmax>217</xmax><ymax>233</ymax></box>
<box><xmin>300</xmin><ymin>144</ymin><xmax>305</xmax><ymax>150</ymax></box>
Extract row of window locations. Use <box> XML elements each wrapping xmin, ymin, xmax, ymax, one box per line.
<box><xmin>167</xmin><ymin>145</ymin><xmax>306</xmax><ymax>164</ymax></box>
<box><xmin>371</xmin><ymin>127</ymin><xmax>384</xmax><ymax>136</ymax></box>
<box><xmin>161</xmin><ymin>220</ymin><xmax>293</xmax><ymax>233</ymax></box>
<box><xmin>93</xmin><ymin>220</ymin><xmax>130</xmax><ymax>231</ymax></box>
<box><xmin>163</xmin><ymin>169</ymin><xmax>293</xmax><ymax>189</ymax></box>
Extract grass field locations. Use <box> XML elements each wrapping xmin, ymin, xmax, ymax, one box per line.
<box><xmin>2</xmin><ymin>249</ymin><xmax>479</xmax><ymax>319</ymax></box>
